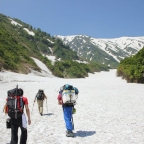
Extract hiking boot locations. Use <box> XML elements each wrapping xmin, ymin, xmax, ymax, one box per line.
<box><xmin>66</xmin><ymin>130</ymin><xmax>72</xmax><ymax>134</ymax></box>
<box><xmin>66</xmin><ymin>130</ymin><xmax>74</xmax><ymax>137</ymax></box>
<box><xmin>40</xmin><ymin>113</ymin><xmax>43</xmax><ymax>116</ymax></box>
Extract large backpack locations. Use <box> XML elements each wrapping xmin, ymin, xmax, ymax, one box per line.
<box><xmin>73</xmin><ymin>87</ymin><xmax>79</xmax><ymax>95</ymax></box>
<box><xmin>36</xmin><ymin>90</ymin><xmax>44</xmax><ymax>100</ymax></box>
<box><xmin>61</xmin><ymin>84</ymin><xmax>78</xmax><ymax>105</ymax></box>
<box><xmin>7</xmin><ymin>85</ymin><xmax>24</xmax><ymax>119</ymax></box>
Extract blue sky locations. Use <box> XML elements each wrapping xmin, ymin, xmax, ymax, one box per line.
<box><xmin>0</xmin><ymin>0</ymin><xmax>144</xmax><ymax>38</ymax></box>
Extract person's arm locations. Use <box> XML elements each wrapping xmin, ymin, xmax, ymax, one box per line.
<box><xmin>58</xmin><ymin>99</ymin><xmax>62</xmax><ymax>105</ymax></box>
<box><xmin>34</xmin><ymin>94</ymin><xmax>37</xmax><ymax>102</ymax></box>
<box><xmin>25</xmin><ymin>104</ymin><xmax>31</xmax><ymax>125</ymax></box>
<box><xmin>44</xmin><ymin>93</ymin><xmax>47</xmax><ymax>99</ymax></box>
<box><xmin>57</xmin><ymin>94</ymin><xmax>62</xmax><ymax>105</ymax></box>
<box><xmin>3</xmin><ymin>102</ymin><xmax>8</xmax><ymax>114</ymax></box>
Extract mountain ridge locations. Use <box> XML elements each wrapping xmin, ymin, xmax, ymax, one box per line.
<box><xmin>0</xmin><ymin>13</ymin><xmax>110</xmax><ymax>78</ymax></box>
<box><xmin>56</xmin><ymin>35</ymin><xmax>144</xmax><ymax>68</ymax></box>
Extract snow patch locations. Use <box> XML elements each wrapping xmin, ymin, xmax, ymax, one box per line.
<box><xmin>23</xmin><ymin>28</ymin><xmax>35</xmax><ymax>36</ymax></box>
<box><xmin>31</xmin><ymin>57</ymin><xmax>53</xmax><ymax>77</ymax></box>
<box><xmin>8</xmin><ymin>18</ymin><xmax>22</xmax><ymax>27</ymax></box>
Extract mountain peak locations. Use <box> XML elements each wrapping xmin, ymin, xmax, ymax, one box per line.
<box><xmin>56</xmin><ymin>35</ymin><xmax>144</xmax><ymax>68</ymax></box>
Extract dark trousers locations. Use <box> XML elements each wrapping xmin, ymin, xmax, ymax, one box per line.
<box><xmin>10</xmin><ymin>123</ymin><xmax>27</xmax><ymax>144</ymax></box>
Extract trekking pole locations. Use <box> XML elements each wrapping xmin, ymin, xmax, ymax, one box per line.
<box><xmin>2</xmin><ymin>107</ymin><xmax>4</xmax><ymax>113</ymax></box>
<box><xmin>72</xmin><ymin>115</ymin><xmax>74</xmax><ymax>130</ymax></box>
<box><xmin>31</xmin><ymin>101</ymin><xmax>35</xmax><ymax>116</ymax></box>
<box><xmin>31</xmin><ymin>96</ymin><xmax>36</xmax><ymax>116</ymax></box>
<box><xmin>2</xmin><ymin>105</ymin><xmax>6</xmax><ymax>113</ymax></box>
<box><xmin>46</xmin><ymin>99</ymin><xmax>48</xmax><ymax>114</ymax></box>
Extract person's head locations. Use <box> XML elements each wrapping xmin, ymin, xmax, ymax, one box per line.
<box><xmin>18</xmin><ymin>88</ymin><xmax>23</xmax><ymax>96</ymax></box>
<box><xmin>59</xmin><ymin>90</ymin><xmax>63</xmax><ymax>94</ymax></box>
<box><xmin>39</xmin><ymin>89</ymin><xmax>44</xmax><ymax>93</ymax></box>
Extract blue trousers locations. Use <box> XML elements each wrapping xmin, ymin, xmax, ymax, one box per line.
<box><xmin>63</xmin><ymin>106</ymin><xmax>73</xmax><ymax>131</ymax></box>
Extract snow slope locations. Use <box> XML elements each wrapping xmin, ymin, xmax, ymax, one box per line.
<box><xmin>0</xmin><ymin>58</ymin><xmax>144</xmax><ymax>144</ymax></box>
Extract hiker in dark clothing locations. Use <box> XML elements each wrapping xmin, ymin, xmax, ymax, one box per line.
<box><xmin>4</xmin><ymin>89</ymin><xmax>31</xmax><ymax>144</ymax></box>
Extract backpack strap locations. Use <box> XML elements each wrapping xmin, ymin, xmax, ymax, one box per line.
<box><xmin>16</xmin><ymin>96</ymin><xmax>23</xmax><ymax>113</ymax></box>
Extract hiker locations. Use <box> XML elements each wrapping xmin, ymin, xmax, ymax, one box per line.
<box><xmin>57</xmin><ymin>84</ymin><xmax>79</xmax><ymax>137</ymax></box>
<box><xmin>4</xmin><ymin>87</ymin><xmax>31</xmax><ymax>144</ymax></box>
<box><xmin>34</xmin><ymin>89</ymin><xmax>47</xmax><ymax>116</ymax></box>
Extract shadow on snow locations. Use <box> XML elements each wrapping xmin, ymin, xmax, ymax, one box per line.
<box><xmin>43</xmin><ymin>113</ymin><xmax>54</xmax><ymax>116</ymax></box>
<box><xmin>74</xmin><ymin>130</ymin><xmax>96</xmax><ymax>137</ymax></box>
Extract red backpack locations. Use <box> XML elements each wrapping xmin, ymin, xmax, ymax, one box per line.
<box><xmin>7</xmin><ymin>86</ymin><xmax>24</xmax><ymax>119</ymax></box>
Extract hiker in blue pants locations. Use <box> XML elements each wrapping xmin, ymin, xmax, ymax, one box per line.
<box><xmin>58</xmin><ymin>84</ymin><xmax>78</xmax><ymax>137</ymax></box>
<box><xmin>57</xmin><ymin>92</ymin><xmax>74</xmax><ymax>137</ymax></box>
<box><xmin>63</xmin><ymin>106</ymin><xmax>73</xmax><ymax>132</ymax></box>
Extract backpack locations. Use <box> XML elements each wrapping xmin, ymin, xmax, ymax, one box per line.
<box><xmin>73</xmin><ymin>87</ymin><xmax>79</xmax><ymax>94</ymax></box>
<box><xmin>7</xmin><ymin>86</ymin><xmax>24</xmax><ymax>119</ymax></box>
<box><xmin>61</xmin><ymin>84</ymin><xmax>78</xmax><ymax>105</ymax></box>
<box><xmin>37</xmin><ymin>90</ymin><xmax>44</xmax><ymax>100</ymax></box>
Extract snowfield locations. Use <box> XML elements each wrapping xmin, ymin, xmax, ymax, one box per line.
<box><xmin>0</xmin><ymin>64</ymin><xmax>144</xmax><ymax>143</ymax></box>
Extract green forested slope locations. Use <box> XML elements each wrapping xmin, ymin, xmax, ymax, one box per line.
<box><xmin>117</xmin><ymin>47</ymin><xmax>144</xmax><ymax>83</ymax></box>
<box><xmin>0</xmin><ymin>13</ymin><xmax>110</xmax><ymax>78</ymax></box>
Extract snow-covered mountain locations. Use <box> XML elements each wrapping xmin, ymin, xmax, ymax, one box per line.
<box><xmin>55</xmin><ymin>35</ymin><xmax>144</xmax><ymax>68</ymax></box>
